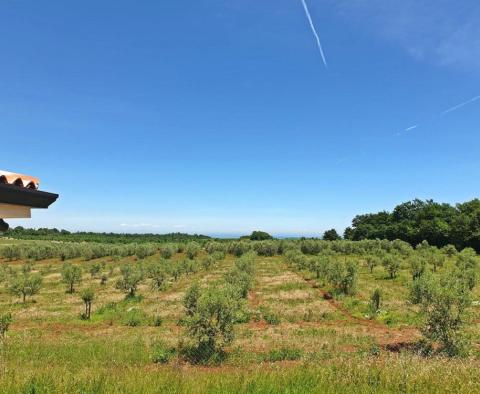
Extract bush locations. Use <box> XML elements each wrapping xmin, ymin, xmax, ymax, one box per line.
<box><xmin>0</xmin><ymin>312</ymin><xmax>12</xmax><ymax>339</ymax></box>
<box><xmin>185</xmin><ymin>242</ymin><xmax>200</xmax><ymax>260</ymax></box>
<box><xmin>160</xmin><ymin>244</ymin><xmax>175</xmax><ymax>259</ymax></box>
<box><xmin>151</xmin><ymin>340</ymin><xmax>176</xmax><ymax>364</ymax></box>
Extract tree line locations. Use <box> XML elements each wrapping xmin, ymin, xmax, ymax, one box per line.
<box><xmin>5</xmin><ymin>227</ymin><xmax>210</xmax><ymax>244</ymax></box>
<box><xmin>344</xmin><ymin>199</ymin><xmax>480</xmax><ymax>252</ymax></box>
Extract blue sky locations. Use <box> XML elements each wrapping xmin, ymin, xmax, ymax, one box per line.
<box><xmin>1</xmin><ymin>0</ymin><xmax>479</xmax><ymax>236</ymax></box>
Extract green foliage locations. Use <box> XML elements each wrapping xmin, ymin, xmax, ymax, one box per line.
<box><xmin>159</xmin><ymin>243</ymin><xmax>175</xmax><ymax>259</ymax></box>
<box><xmin>382</xmin><ymin>255</ymin><xmax>400</xmax><ymax>279</ymax></box>
<box><xmin>248</xmin><ymin>231</ymin><xmax>273</xmax><ymax>241</ymax></box>
<box><xmin>323</xmin><ymin>229</ymin><xmax>341</xmax><ymax>241</ymax></box>
<box><xmin>369</xmin><ymin>289</ymin><xmax>381</xmax><ymax>318</ymax></box>
<box><xmin>253</xmin><ymin>241</ymin><xmax>278</xmax><ymax>256</ymax></box>
<box><xmin>365</xmin><ymin>255</ymin><xmax>380</xmax><ymax>273</ymax></box>
<box><xmin>123</xmin><ymin>308</ymin><xmax>146</xmax><ymax>327</ymax></box>
<box><xmin>182</xmin><ymin>286</ymin><xmax>239</xmax><ymax>363</ymax></box>
<box><xmin>115</xmin><ymin>264</ymin><xmax>144</xmax><ymax>297</ymax></box>
<box><xmin>146</xmin><ymin>262</ymin><xmax>167</xmax><ymax>291</ymax></box>
<box><xmin>61</xmin><ymin>263</ymin><xmax>82</xmax><ymax>293</ymax></box>
<box><xmin>80</xmin><ymin>288</ymin><xmax>94</xmax><ymax>319</ymax></box>
<box><xmin>326</xmin><ymin>260</ymin><xmax>358</xmax><ymax>295</ymax></box>
<box><xmin>265</xmin><ymin>347</ymin><xmax>303</xmax><ymax>362</ymax></box>
<box><xmin>262</xmin><ymin>309</ymin><xmax>281</xmax><ymax>325</ymax></box>
<box><xmin>345</xmin><ymin>198</ymin><xmax>480</xmax><ymax>252</ymax></box>
<box><xmin>151</xmin><ymin>340</ymin><xmax>176</xmax><ymax>364</ymax></box>
<box><xmin>6</xmin><ymin>227</ymin><xmax>210</xmax><ymax>243</ymax></box>
<box><xmin>185</xmin><ymin>242</ymin><xmax>200</xmax><ymax>260</ymax></box>
<box><xmin>410</xmin><ymin>257</ymin><xmax>427</xmax><ymax>280</ymax></box>
<box><xmin>410</xmin><ymin>270</ymin><xmax>473</xmax><ymax>356</ymax></box>
<box><xmin>89</xmin><ymin>263</ymin><xmax>101</xmax><ymax>278</ymax></box>
<box><xmin>9</xmin><ymin>273</ymin><xmax>42</xmax><ymax>303</ymax></box>
<box><xmin>0</xmin><ymin>312</ymin><xmax>12</xmax><ymax>339</ymax></box>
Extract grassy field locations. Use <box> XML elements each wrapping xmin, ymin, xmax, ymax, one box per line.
<box><xmin>0</xmin><ymin>240</ymin><xmax>480</xmax><ymax>393</ymax></box>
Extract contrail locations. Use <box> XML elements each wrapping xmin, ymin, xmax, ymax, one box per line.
<box><xmin>300</xmin><ymin>0</ymin><xmax>328</xmax><ymax>69</ymax></box>
<box><xmin>400</xmin><ymin>94</ymin><xmax>480</xmax><ymax>133</ymax></box>
<box><xmin>404</xmin><ymin>124</ymin><xmax>418</xmax><ymax>132</ymax></box>
<box><xmin>441</xmin><ymin>95</ymin><xmax>480</xmax><ymax>115</ymax></box>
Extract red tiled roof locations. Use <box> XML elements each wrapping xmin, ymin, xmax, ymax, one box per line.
<box><xmin>0</xmin><ymin>170</ymin><xmax>40</xmax><ymax>190</ymax></box>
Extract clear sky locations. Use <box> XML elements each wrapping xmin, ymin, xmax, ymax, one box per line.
<box><xmin>2</xmin><ymin>0</ymin><xmax>479</xmax><ymax>237</ymax></box>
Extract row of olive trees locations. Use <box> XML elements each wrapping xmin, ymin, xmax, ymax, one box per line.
<box><xmin>285</xmin><ymin>250</ymin><xmax>358</xmax><ymax>296</ymax></box>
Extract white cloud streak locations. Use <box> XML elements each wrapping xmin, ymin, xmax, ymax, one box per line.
<box><xmin>401</xmin><ymin>94</ymin><xmax>480</xmax><ymax>133</ymax></box>
<box><xmin>441</xmin><ymin>95</ymin><xmax>480</xmax><ymax>115</ymax></box>
<box><xmin>404</xmin><ymin>124</ymin><xmax>418</xmax><ymax>131</ymax></box>
<box><xmin>300</xmin><ymin>0</ymin><xmax>328</xmax><ymax>69</ymax></box>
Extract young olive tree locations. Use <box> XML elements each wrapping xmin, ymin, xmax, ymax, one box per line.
<box><xmin>365</xmin><ymin>255</ymin><xmax>380</xmax><ymax>274</ymax></box>
<box><xmin>147</xmin><ymin>262</ymin><xmax>167</xmax><ymax>291</ymax></box>
<box><xmin>9</xmin><ymin>273</ymin><xmax>42</xmax><ymax>303</ymax></box>
<box><xmin>410</xmin><ymin>257</ymin><xmax>427</xmax><ymax>281</ymax></box>
<box><xmin>0</xmin><ymin>313</ymin><xmax>12</xmax><ymax>339</ymax></box>
<box><xmin>80</xmin><ymin>288</ymin><xmax>94</xmax><ymax>319</ymax></box>
<box><xmin>369</xmin><ymin>288</ymin><xmax>381</xmax><ymax>318</ymax></box>
<box><xmin>89</xmin><ymin>263</ymin><xmax>101</xmax><ymax>278</ymax></box>
<box><xmin>182</xmin><ymin>285</ymin><xmax>238</xmax><ymax>363</ymax></box>
<box><xmin>160</xmin><ymin>244</ymin><xmax>175</xmax><ymax>259</ymax></box>
<box><xmin>410</xmin><ymin>271</ymin><xmax>473</xmax><ymax>357</ymax></box>
<box><xmin>382</xmin><ymin>255</ymin><xmax>400</xmax><ymax>279</ymax></box>
<box><xmin>185</xmin><ymin>242</ymin><xmax>201</xmax><ymax>260</ymax></box>
<box><xmin>115</xmin><ymin>264</ymin><xmax>144</xmax><ymax>297</ymax></box>
<box><xmin>61</xmin><ymin>263</ymin><xmax>82</xmax><ymax>294</ymax></box>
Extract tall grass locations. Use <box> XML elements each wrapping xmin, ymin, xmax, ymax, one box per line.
<box><xmin>1</xmin><ymin>355</ymin><xmax>479</xmax><ymax>393</ymax></box>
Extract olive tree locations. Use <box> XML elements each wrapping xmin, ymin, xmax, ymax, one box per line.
<box><xmin>115</xmin><ymin>264</ymin><xmax>144</xmax><ymax>297</ymax></box>
<box><xmin>186</xmin><ymin>242</ymin><xmax>201</xmax><ymax>260</ymax></box>
<box><xmin>61</xmin><ymin>263</ymin><xmax>82</xmax><ymax>294</ymax></box>
<box><xmin>80</xmin><ymin>288</ymin><xmax>94</xmax><ymax>319</ymax></box>
<box><xmin>160</xmin><ymin>244</ymin><xmax>175</xmax><ymax>259</ymax></box>
<box><xmin>182</xmin><ymin>285</ymin><xmax>238</xmax><ymax>363</ymax></box>
<box><xmin>147</xmin><ymin>262</ymin><xmax>167</xmax><ymax>291</ymax></box>
<box><xmin>382</xmin><ymin>255</ymin><xmax>400</xmax><ymax>279</ymax></box>
<box><xmin>410</xmin><ymin>271</ymin><xmax>472</xmax><ymax>357</ymax></box>
<box><xmin>0</xmin><ymin>313</ymin><xmax>12</xmax><ymax>339</ymax></box>
<box><xmin>9</xmin><ymin>273</ymin><xmax>42</xmax><ymax>303</ymax></box>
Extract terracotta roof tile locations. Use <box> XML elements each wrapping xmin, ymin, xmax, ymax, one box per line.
<box><xmin>0</xmin><ymin>170</ymin><xmax>40</xmax><ymax>190</ymax></box>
